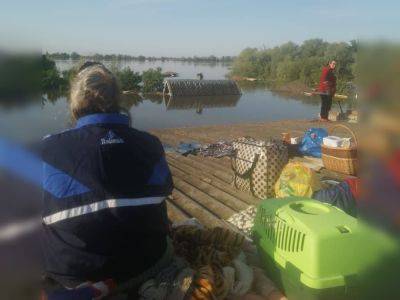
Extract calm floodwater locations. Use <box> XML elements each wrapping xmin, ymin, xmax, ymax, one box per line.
<box><xmin>0</xmin><ymin>60</ymin><xmax>322</xmax><ymax>142</ymax></box>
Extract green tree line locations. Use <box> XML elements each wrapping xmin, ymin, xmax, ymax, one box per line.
<box><xmin>41</xmin><ymin>56</ymin><xmax>164</xmax><ymax>94</ymax></box>
<box><xmin>47</xmin><ymin>52</ymin><xmax>234</xmax><ymax>63</ymax></box>
<box><xmin>231</xmin><ymin>39</ymin><xmax>358</xmax><ymax>92</ymax></box>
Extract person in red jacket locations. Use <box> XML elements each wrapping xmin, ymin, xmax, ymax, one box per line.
<box><xmin>318</xmin><ymin>60</ymin><xmax>337</xmax><ymax>121</ymax></box>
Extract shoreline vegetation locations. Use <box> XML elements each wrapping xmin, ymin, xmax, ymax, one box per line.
<box><xmin>46</xmin><ymin>52</ymin><xmax>235</xmax><ymax>64</ymax></box>
<box><xmin>45</xmin><ymin>38</ymin><xmax>358</xmax><ymax>98</ymax></box>
<box><xmin>1</xmin><ymin>39</ymin><xmax>358</xmax><ymax>104</ymax></box>
<box><xmin>0</xmin><ymin>55</ymin><xmax>169</xmax><ymax>106</ymax></box>
<box><xmin>43</xmin><ymin>56</ymin><xmax>167</xmax><ymax>95</ymax></box>
<box><xmin>228</xmin><ymin>39</ymin><xmax>358</xmax><ymax>96</ymax></box>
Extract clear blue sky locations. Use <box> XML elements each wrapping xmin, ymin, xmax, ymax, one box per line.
<box><xmin>1</xmin><ymin>0</ymin><xmax>399</xmax><ymax>56</ymax></box>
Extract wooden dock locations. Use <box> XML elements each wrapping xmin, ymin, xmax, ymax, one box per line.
<box><xmin>165</xmin><ymin>152</ymin><xmax>259</xmax><ymax>228</ymax></box>
<box><xmin>151</xmin><ymin>120</ymin><xmax>360</xmax><ymax>227</ymax></box>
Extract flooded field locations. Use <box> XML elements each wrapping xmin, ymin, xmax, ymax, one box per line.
<box><xmin>0</xmin><ymin>60</ymin><xmax>323</xmax><ymax>142</ymax></box>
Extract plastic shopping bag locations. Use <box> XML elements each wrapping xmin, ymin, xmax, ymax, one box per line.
<box><xmin>275</xmin><ymin>162</ymin><xmax>321</xmax><ymax>198</ymax></box>
<box><xmin>298</xmin><ymin>128</ymin><xmax>328</xmax><ymax>158</ymax></box>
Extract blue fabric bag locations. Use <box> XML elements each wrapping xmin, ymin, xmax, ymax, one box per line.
<box><xmin>298</xmin><ymin>128</ymin><xmax>328</xmax><ymax>158</ymax></box>
<box><xmin>313</xmin><ymin>181</ymin><xmax>357</xmax><ymax>217</ymax></box>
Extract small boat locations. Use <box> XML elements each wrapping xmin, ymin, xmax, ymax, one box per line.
<box><xmin>162</xmin><ymin>71</ymin><xmax>178</xmax><ymax>78</ymax></box>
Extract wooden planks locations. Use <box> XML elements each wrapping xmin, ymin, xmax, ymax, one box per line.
<box><xmin>166</xmin><ymin>200</ymin><xmax>189</xmax><ymax>223</ymax></box>
<box><xmin>167</xmin><ymin>155</ymin><xmax>259</xmax><ymax>206</ymax></box>
<box><xmin>169</xmin><ymin>165</ymin><xmax>248</xmax><ymax>212</ymax></box>
<box><xmin>168</xmin><ymin>191</ymin><xmax>227</xmax><ymax>228</ymax></box>
<box><xmin>163</xmin><ymin>152</ymin><xmax>257</xmax><ymax>226</ymax></box>
<box><xmin>167</xmin><ymin>153</ymin><xmax>233</xmax><ymax>184</ymax></box>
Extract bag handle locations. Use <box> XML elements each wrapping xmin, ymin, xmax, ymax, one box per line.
<box><xmin>231</xmin><ymin>137</ymin><xmax>263</xmax><ymax>198</ymax></box>
<box><xmin>329</xmin><ymin>124</ymin><xmax>358</xmax><ymax>147</ymax></box>
<box><xmin>232</xmin><ymin>152</ymin><xmax>260</xmax><ymax>198</ymax></box>
<box><xmin>231</xmin><ymin>151</ymin><xmax>260</xmax><ymax>178</ymax></box>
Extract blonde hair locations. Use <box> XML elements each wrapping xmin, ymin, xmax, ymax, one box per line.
<box><xmin>70</xmin><ymin>62</ymin><xmax>120</xmax><ymax>121</ymax></box>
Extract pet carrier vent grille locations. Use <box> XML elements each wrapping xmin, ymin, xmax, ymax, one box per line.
<box><xmin>258</xmin><ymin>206</ymin><xmax>306</xmax><ymax>252</ymax></box>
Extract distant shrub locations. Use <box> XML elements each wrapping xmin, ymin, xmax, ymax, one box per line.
<box><xmin>142</xmin><ymin>67</ymin><xmax>164</xmax><ymax>93</ymax></box>
<box><xmin>42</xmin><ymin>55</ymin><xmax>68</xmax><ymax>91</ymax></box>
<box><xmin>115</xmin><ymin>67</ymin><xmax>141</xmax><ymax>91</ymax></box>
<box><xmin>61</xmin><ymin>67</ymin><xmax>79</xmax><ymax>84</ymax></box>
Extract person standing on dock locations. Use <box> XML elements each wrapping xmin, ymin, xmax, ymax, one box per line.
<box><xmin>318</xmin><ymin>60</ymin><xmax>337</xmax><ymax>121</ymax></box>
<box><xmin>41</xmin><ymin>62</ymin><xmax>174</xmax><ymax>297</ymax></box>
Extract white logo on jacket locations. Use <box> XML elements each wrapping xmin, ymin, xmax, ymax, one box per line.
<box><xmin>101</xmin><ymin>130</ymin><xmax>124</xmax><ymax>145</ymax></box>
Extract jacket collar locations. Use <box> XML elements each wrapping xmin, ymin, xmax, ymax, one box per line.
<box><xmin>75</xmin><ymin>113</ymin><xmax>130</xmax><ymax>128</ymax></box>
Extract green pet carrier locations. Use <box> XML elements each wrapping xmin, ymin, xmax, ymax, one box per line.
<box><xmin>253</xmin><ymin>197</ymin><xmax>361</xmax><ymax>300</ymax></box>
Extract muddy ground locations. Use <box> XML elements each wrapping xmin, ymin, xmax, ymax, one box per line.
<box><xmin>151</xmin><ymin>119</ymin><xmax>359</xmax><ymax>146</ymax></box>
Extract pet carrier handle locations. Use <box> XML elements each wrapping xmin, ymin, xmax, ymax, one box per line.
<box><xmin>329</xmin><ymin>124</ymin><xmax>358</xmax><ymax>147</ymax></box>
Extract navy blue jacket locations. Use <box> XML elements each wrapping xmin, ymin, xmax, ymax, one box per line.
<box><xmin>41</xmin><ymin>113</ymin><xmax>173</xmax><ymax>287</ymax></box>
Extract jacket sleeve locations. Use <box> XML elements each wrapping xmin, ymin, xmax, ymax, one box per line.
<box><xmin>160</xmin><ymin>146</ymin><xmax>174</xmax><ymax>195</ymax></box>
<box><xmin>148</xmin><ymin>137</ymin><xmax>174</xmax><ymax>195</ymax></box>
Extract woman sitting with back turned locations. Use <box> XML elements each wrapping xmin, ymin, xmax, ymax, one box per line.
<box><xmin>41</xmin><ymin>62</ymin><xmax>173</xmax><ymax>298</ymax></box>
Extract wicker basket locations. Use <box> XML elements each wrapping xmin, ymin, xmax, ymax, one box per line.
<box><xmin>321</xmin><ymin>124</ymin><xmax>358</xmax><ymax>175</ymax></box>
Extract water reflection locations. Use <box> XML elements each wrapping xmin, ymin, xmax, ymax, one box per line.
<box><xmin>163</xmin><ymin>94</ymin><xmax>241</xmax><ymax>114</ymax></box>
<box><xmin>119</xmin><ymin>93</ymin><xmax>143</xmax><ymax>109</ymax></box>
<box><xmin>0</xmin><ymin>61</ymin><xmax>329</xmax><ymax>141</ymax></box>
<box><xmin>0</xmin><ymin>90</ymin><xmax>67</xmax><ymax>111</ymax></box>
<box><xmin>0</xmin><ymin>95</ymin><xmax>41</xmax><ymax>110</ymax></box>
